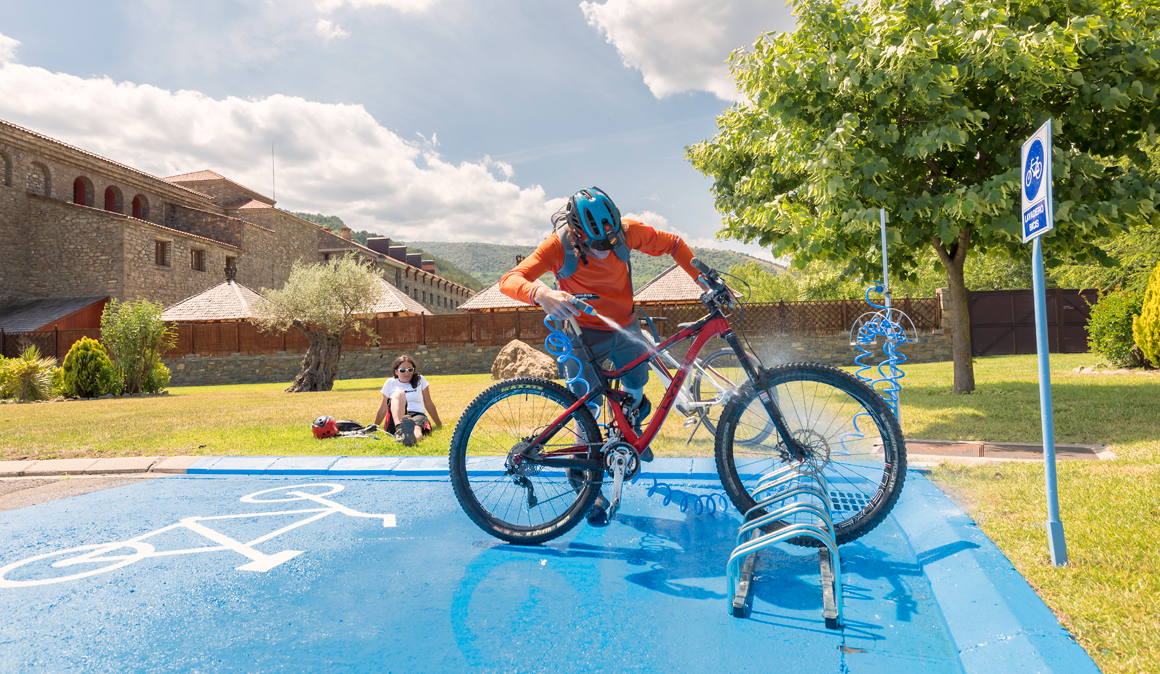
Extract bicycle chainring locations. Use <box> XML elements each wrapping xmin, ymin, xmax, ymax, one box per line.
<box><xmin>603</xmin><ymin>442</ymin><xmax>641</xmax><ymax>481</ymax></box>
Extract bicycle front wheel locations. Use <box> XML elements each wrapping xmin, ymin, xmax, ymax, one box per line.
<box><xmin>715</xmin><ymin>363</ymin><xmax>906</xmax><ymax>546</ymax></box>
<box><xmin>449</xmin><ymin>377</ymin><xmax>603</xmax><ymax>545</ymax></box>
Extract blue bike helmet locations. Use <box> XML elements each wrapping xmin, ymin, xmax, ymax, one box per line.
<box><xmin>564</xmin><ymin>187</ymin><xmax>622</xmax><ymax>252</ymax></box>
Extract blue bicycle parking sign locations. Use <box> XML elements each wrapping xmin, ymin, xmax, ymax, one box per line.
<box><xmin>1021</xmin><ymin>121</ymin><xmax>1053</xmax><ymax>242</ymax></box>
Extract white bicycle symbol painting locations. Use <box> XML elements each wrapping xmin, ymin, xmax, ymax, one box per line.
<box><xmin>0</xmin><ymin>484</ymin><xmax>396</xmax><ymax>588</ymax></box>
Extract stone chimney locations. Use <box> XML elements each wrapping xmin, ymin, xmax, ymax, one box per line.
<box><xmin>406</xmin><ymin>252</ymin><xmax>423</xmax><ymax>268</ymax></box>
<box><xmin>421</xmin><ymin>259</ymin><xmax>436</xmax><ymax>272</ymax></box>
<box><xmin>339</xmin><ymin>226</ymin><xmax>352</xmax><ymax>241</ymax></box>
<box><xmin>225</xmin><ymin>265</ymin><xmax>237</xmax><ymax>282</ymax></box>
<box><xmin>366</xmin><ymin>237</ymin><xmax>392</xmax><ymax>255</ymax></box>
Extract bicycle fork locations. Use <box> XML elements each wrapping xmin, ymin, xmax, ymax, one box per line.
<box><xmin>721</xmin><ymin>332</ymin><xmax>808</xmax><ymax>460</ymax></box>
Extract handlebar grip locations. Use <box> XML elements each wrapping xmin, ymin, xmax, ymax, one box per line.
<box><xmin>689</xmin><ymin>257</ymin><xmax>711</xmax><ymax>275</ymax></box>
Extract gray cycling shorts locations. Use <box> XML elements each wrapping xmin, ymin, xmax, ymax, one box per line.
<box><xmin>562</xmin><ymin>324</ymin><xmax>650</xmax><ymax>399</ymax></box>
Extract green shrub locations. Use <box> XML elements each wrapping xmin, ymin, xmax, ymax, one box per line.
<box><xmin>0</xmin><ymin>345</ymin><xmax>57</xmax><ymax>401</ymax></box>
<box><xmin>1134</xmin><ymin>262</ymin><xmax>1160</xmax><ymax>367</ymax></box>
<box><xmin>1088</xmin><ymin>289</ymin><xmax>1146</xmax><ymax>368</ymax></box>
<box><xmin>100</xmin><ymin>299</ymin><xmax>177</xmax><ymax>394</ymax></box>
<box><xmin>142</xmin><ymin>361</ymin><xmax>171</xmax><ymax>393</ymax></box>
<box><xmin>59</xmin><ymin>337</ymin><xmax>119</xmax><ymax>398</ymax></box>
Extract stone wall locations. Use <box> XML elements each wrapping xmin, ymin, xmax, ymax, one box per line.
<box><xmin>164</xmin><ymin>343</ymin><xmax>529</xmax><ymax>386</ymax></box>
<box><xmin>163</xmin><ymin>332</ymin><xmax>953</xmax><ymax>387</ymax></box>
<box><xmin>0</xmin><ymin>182</ymin><xmax>26</xmax><ymax>307</ymax></box>
<box><xmin>120</xmin><ymin>215</ymin><xmax>243</xmax><ymax>306</ymax></box>
<box><xmin>23</xmin><ymin>196</ymin><xmax>125</xmax><ymax>301</ymax></box>
<box><xmin>165</xmin><ymin>203</ymin><xmax>246</xmax><ymax>247</ymax></box>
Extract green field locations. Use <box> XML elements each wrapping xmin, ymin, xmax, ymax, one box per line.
<box><xmin>1</xmin><ymin>354</ymin><xmax>1156</xmax><ymax>674</ymax></box>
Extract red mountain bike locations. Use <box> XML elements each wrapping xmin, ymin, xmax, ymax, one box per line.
<box><xmin>448</xmin><ymin>259</ymin><xmax>906</xmax><ymax>545</ymax></box>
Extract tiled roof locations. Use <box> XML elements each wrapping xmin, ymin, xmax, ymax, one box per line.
<box><xmin>0</xmin><ymin>297</ymin><xmax>107</xmax><ymax>332</ymax></box>
<box><xmin>634</xmin><ymin>264</ymin><xmax>705</xmax><ymax>304</ymax></box>
<box><xmin>226</xmin><ymin>199</ymin><xmax>273</xmax><ymax>210</ymax></box>
<box><xmin>458</xmin><ymin>282</ymin><xmax>532</xmax><ymax>311</ymax></box>
<box><xmin>164</xmin><ymin>170</ymin><xmax>226</xmax><ymax>182</ymax></box>
<box><xmin>161</xmin><ymin>280</ymin><xmax>264</xmax><ymax>322</ymax></box>
<box><xmin>372</xmin><ymin>278</ymin><xmax>433</xmax><ymax>316</ymax></box>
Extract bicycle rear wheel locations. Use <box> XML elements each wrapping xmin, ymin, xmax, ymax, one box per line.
<box><xmin>449</xmin><ymin>377</ymin><xmax>603</xmax><ymax>545</ymax></box>
<box><xmin>714</xmin><ymin>363</ymin><xmax>906</xmax><ymax>546</ymax></box>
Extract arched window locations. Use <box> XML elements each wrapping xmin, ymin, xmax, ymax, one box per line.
<box><xmin>131</xmin><ymin>195</ymin><xmax>148</xmax><ymax>220</ymax></box>
<box><xmin>73</xmin><ymin>177</ymin><xmax>94</xmax><ymax>207</ymax></box>
<box><xmin>27</xmin><ymin>162</ymin><xmax>50</xmax><ymax>196</ymax></box>
<box><xmin>104</xmin><ymin>186</ymin><xmax>123</xmax><ymax>213</ymax></box>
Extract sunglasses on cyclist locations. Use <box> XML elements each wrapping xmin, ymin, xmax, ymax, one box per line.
<box><xmin>396</xmin><ymin>367</ymin><xmax>415</xmax><ymax>373</ymax></box>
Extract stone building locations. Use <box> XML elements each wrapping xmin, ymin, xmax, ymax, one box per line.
<box><xmin>0</xmin><ymin>118</ymin><xmax>473</xmax><ymax>322</ymax></box>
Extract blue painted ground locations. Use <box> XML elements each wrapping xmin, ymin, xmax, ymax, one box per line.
<box><xmin>0</xmin><ymin>462</ymin><xmax>1098</xmax><ymax>674</ymax></box>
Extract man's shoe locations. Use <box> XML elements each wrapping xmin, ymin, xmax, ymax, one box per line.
<box><xmin>394</xmin><ymin>427</ymin><xmax>407</xmax><ymax>444</ymax></box>
<box><xmin>640</xmin><ymin>446</ymin><xmax>654</xmax><ymax>462</ymax></box>
<box><xmin>586</xmin><ymin>493</ymin><xmax>611</xmax><ymax>527</ymax></box>
<box><xmin>399</xmin><ymin>418</ymin><xmax>417</xmax><ymax>447</ymax></box>
<box><xmin>631</xmin><ymin>395</ymin><xmax>652</xmax><ymax>436</ymax></box>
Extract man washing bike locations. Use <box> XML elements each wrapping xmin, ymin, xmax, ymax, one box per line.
<box><xmin>497</xmin><ymin>187</ymin><xmax>706</xmax><ymax>526</ymax></box>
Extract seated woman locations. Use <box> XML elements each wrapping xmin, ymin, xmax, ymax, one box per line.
<box><xmin>374</xmin><ymin>355</ymin><xmax>442</xmax><ymax>446</ymax></box>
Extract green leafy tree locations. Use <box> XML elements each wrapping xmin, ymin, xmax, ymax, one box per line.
<box><xmin>254</xmin><ymin>256</ymin><xmax>383</xmax><ymax>392</ymax></box>
<box><xmin>0</xmin><ymin>345</ymin><xmax>57</xmax><ymax>401</ymax></box>
<box><xmin>1133</xmin><ymin>261</ymin><xmax>1160</xmax><ymax>366</ymax></box>
<box><xmin>688</xmin><ymin>0</ymin><xmax>1160</xmax><ymax>392</ymax></box>
<box><xmin>59</xmin><ymin>336</ymin><xmax>118</xmax><ymax>398</ymax></box>
<box><xmin>100</xmin><ymin>299</ymin><xmax>178</xmax><ymax>395</ymax></box>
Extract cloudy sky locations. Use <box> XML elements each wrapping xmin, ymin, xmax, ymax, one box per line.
<box><xmin>0</xmin><ymin>0</ymin><xmax>795</xmax><ymax>255</ymax></box>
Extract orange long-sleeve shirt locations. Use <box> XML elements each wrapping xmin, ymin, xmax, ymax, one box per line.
<box><xmin>499</xmin><ymin>220</ymin><xmax>699</xmax><ymax>330</ymax></box>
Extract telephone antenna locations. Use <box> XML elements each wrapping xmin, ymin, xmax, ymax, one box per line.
<box><xmin>271</xmin><ymin>143</ymin><xmax>276</xmax><ymax>202</ymax></box>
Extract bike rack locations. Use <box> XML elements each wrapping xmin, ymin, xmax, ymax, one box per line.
<box><xmin>726</xmin><ymin>464</ymin><xmax>843</xmax><ymax>629</ymax></box>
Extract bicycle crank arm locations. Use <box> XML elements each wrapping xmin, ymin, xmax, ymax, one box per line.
<box><xmin>606</xmin><ymin>452</ymin><xmax>627</xmax><ymax>520</ymax></box>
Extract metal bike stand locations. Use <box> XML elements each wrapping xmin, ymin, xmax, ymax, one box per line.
<box><xmin>726</xmin><ymin>467</ymin><xmax>843</xmax><ymax>629</ymax></box>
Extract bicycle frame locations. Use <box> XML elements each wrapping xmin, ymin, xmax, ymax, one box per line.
<box><xmin>527</xmin><ymin>301</ymin><xmax>802</xmax><ymax>470</ymax></box>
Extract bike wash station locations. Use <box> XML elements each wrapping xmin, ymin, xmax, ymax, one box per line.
<box><xmin>450</xmin><ymin>251</ymin><xmax>919</xmax><ymax>632</ymax></box>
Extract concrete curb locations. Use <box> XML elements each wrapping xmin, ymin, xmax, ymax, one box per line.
<box><xmin>895</xmin><ymin>474</ymin><xmax>1100</xmax><ymax>673</ymax></box>
<box><xmin>0</xmin><ymin>456</ymin><xmax>200</xmax><ymax>478</ymax></box>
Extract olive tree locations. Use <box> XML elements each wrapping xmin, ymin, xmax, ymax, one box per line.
<box><xmin>255</xmin><ymin>257</ymin><xmax>382</xmax><ymax>392</ymax></box>
<box><xmin>687</xmin><ymin>0</ymin><xmax>1160</xmax><ymax>392</ymax></box>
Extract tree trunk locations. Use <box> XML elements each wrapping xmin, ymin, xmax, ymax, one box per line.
<box><xmin>286</xmin><ymin>325</ymin><xmax>344</xmax><ymax>392</ymax></box>
<box><xmin>933</xmin><ymin>230</ymin><xmax>976</xmax><ymax>394</ymax></box>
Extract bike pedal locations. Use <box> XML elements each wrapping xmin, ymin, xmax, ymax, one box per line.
<box><xmin>683</xmin><ymin>416</ymin><xmax>699</xmax><ymax>428</ymax></box>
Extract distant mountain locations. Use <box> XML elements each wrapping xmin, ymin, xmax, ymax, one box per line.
<box><xmin>408</xmin><ymin>240</ymin><xmax>782</xmax><ymax>289</ymax></box>
<box><xmin>288</xmin><ymin>213</ymin><xmax>484</xmax><ymax>290</ymax></box>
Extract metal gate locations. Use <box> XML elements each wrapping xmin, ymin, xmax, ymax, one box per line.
<box><xmin>969</xmin><ymin>289</ymin><xmax>1098</xmax><ymax>357</ymax></box>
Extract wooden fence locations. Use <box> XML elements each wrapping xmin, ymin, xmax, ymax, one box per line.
<box><xmin>0</xmin><ymin>297</ymin><xmax>942</xmax><ymax>360</ymax></box>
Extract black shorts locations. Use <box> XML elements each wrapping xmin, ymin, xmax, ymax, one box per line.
<box><xmin>386</xmin><ymin>412</ymin><xmax>430</xmax><ymax>435</ymax></box>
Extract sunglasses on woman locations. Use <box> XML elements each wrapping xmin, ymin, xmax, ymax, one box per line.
<box><xmin>396</xmin><ymin>367</ymin><xmax>415</xmax><ymax>373</ymax></box>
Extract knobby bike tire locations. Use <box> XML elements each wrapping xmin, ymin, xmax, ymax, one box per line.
<box><xmin>449</xmin><ymin>377</ymin><xmax>603</xmax><ymax>545</ymax></box>
<box><xmin>714</xmin><ymin>363</ymin><xmax>906</xmax><ymax>546</ymax></box>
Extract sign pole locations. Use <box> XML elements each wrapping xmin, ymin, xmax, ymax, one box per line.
<box><xmin>1021</xmin><ymin>119</ymin><xmax>1067</xmax><ymax>566</ymax></box>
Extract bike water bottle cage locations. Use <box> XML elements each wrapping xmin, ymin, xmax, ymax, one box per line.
<box><xmin>565</xmin><ymin>187</ymin><xmax>622</xmax><ymax>250</ymax></box>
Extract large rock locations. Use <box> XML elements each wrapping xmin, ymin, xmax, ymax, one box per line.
<box><xmin>492</xmin><ymin>339</ymin><xmax>558</xmax><ymax>380</ymax></box>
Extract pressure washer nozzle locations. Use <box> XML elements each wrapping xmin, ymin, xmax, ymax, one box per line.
<box><xmin>569</xmin><ymin>297</ymin><xmax>597</xmax><ymax>315</ymax></box>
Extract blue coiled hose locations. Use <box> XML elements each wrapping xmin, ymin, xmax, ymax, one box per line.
<box><xmin>543</xmin><ymin>315</ymin><xmax>600</xmax><ymax>420</ymax></box>
<box><xmin>631</xmin><ymin>473</ymin><xmax>731</xmax><ymax>515</ymax></box>
<box><xmin>851</xmin><ymin>285</ymin><xmax>913</xmax><ymax>419</ymax></box>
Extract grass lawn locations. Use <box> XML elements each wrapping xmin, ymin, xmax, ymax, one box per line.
<box><xmin>1</xmin><ymin>353</ymin><xmax>1156</xmax><ymax>673</ymax></box>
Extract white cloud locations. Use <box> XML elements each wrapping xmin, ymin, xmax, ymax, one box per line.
<box><xmin>579</xmin><ymin>0</ymin><xmax>795</xmax><ymax>102</ymax></box>
<box><xmin>0</xmin><ymin>32</ymin><xmax>19</xmax><ymax>64</ymax></box>
<box><xmin>625</xmin><ymin>209</ymin><xmax>775</xmax><ymax>261</ymax></box>
<box><xmin>315</xmin><ymin>19</ymin><xmax>351</xmax><ymax>41</ymax></box>
<box><xmin>315</xmin><ymin>0</ymin><xmax>437</xmax><ymax>13</ymax></box>
<box><xmin>0</xmin><ymin>59</ymin><xmax>565</xmax><ymax>244</ymax></box>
